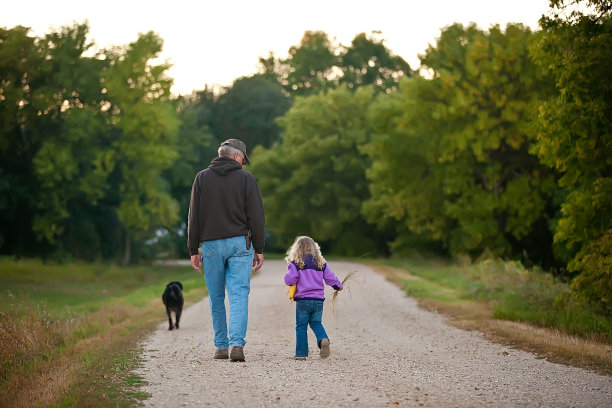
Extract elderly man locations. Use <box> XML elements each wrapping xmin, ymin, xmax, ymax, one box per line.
<box><xmin>188</xmin><ymin>139</ymin><xmax>265</xmax><ymax>362</ymax></box>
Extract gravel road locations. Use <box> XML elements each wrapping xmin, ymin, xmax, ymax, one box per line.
<box><xmin>134</xmin><ymin>260</ymin><xmax>611</xmax><ymax>407</ymax></box>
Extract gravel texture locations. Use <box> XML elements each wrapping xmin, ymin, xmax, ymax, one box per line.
<box><xmin>134</xmin><ymin>260</ymin><xmax>611</xmax><ymax>407</ymax></box>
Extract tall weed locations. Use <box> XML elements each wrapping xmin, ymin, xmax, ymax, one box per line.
<box><xmin>0</xmin><ymin>292</ymin><xmax>137</xmax><ymax>385</ymax></box>
<box><xmin>468</xmin><ymin>260</ymin><xmax>611</xmax><ymax>341</ymax></box>
<box><xmin>0</xmin><ymin>294</ymin><xmax>70</xmax><ymax>383</ymax></box>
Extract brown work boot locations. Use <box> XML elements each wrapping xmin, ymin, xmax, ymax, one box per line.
<box><xmin>319</xmin><ymin>338</ymin><xmax>330</xmax><ymax>359</ymax></box>
<box><xmin>214</xmin><ymin>348</ymin><xmax>228</xmax><ymax>359</ymax></box>
<box><xmin>230</xmin><ymin>346</ymin><xmax>245</xmax><ymax>362</ymax></box>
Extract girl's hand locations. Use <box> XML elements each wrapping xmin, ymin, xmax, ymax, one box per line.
<box><xmin>337</xmin><ymin>286</ymin><xmax>343</xmax><ymax>291</ymax></box>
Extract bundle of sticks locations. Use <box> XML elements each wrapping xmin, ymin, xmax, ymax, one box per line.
<box><xmin>331</xmin><ymin>270</ymin><xmax>359</xmax><ymax>314</ymax></box>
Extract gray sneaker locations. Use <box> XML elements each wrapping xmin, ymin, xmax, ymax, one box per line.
<box><xmin>319</xmin><ymin>338</ymin><xmax>330</xmax><ymax>359</ymax></box>
<box><xmin>294</xmin><ymin>356</ymin><xmax>307</xmax><ymax>360</ymax></box>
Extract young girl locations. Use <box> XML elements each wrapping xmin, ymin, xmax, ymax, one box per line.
<box><xmin>283</xmin><ymin>236</ymin><xmax>343</xmax><ymax>360</ymax></box>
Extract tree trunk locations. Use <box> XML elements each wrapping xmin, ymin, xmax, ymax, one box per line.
<box><xmin>123</xmin><ymin>229</ymin><xmax>131</xmax><ymax>266</ymax></box>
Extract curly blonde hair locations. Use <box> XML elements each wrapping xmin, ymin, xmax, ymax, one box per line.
<box><xmin>284</xmin><ymin>236</ymin><xmax>326</xmax><ymax>270</ymax></box>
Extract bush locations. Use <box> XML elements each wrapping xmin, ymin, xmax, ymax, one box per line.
<box><xmin>568</xmin><ymin>229</ymin><xmax>612</xmax><ymax>316</ymax></box>
<box><xmin>467</xmin><ymin>260</ymin><xmax>612</xmax><ymax>341</ymax></box>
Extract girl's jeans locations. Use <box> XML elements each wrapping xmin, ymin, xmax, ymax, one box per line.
<box><xmin>201</xmin><ymin>236</ymin><xmax>254</xmax><ymax>349</ymax></box>
<box><xmin>295</xmin><ymin>299</ymin><xmax>328</xmax><ymax>357</ymax></box>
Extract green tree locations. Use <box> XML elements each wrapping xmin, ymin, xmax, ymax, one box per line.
<box><xmin>0</xmin><ymin>23</ymin><xmax>115</xmax><ymax>259</ymax></box>
<box><xmin>0</xmin><ymin>25</ymin><xmax>44</xmax><ymax>255</ymax></box>
<box><xmin>281</xmin><ymin>31</ymin><xmax>339</xmax><ymax>96</ymax></box>
<box><xmin>250</xmin><ymin>86</ymin><xmax>385</xmax><ymax>255</ymax></box>
<box><xmin>210</xmin><ymin>75</ymin><xmax>291</xmax><ymax>148</ymax></box>
<box><xmin>258</xmin><ymin>31</ymin><xmax>412</xmax><ymax>97</ymax></box>
<box><xmin>365</xmin><ymin>23</ymin><xmax>558</xmax><ymax>264</ymax></box>
<box><xmin>104</xmin><ymin>32</ymin><xmax>180</xmax><ymax>264</ymax></box>
<box><xmin>530</xmin><ymin>0</ymin><xmax>611</xmax><ymax>311</ymax></box>
<box><xmin>339</xmin><ymin>32</ymin><xmax>412</xmax><ymax>93</ymax></box>
<box><xmin>1</xmin><ymin>24</ymin><xmax>196</xmax><ymax>262</ymax></box>
<box><xmin>31</xmin><ymin>24</ymin><xmax>110</xmax><ymax>247</ymax></box>
<box><xmin>164</xmin><ymin>77</ymin><xmax>290</xmax><ymax>258</ymax></box>
<box><xmin>165</xmin><ymin>93</ymin><xmax>218</xmax><ymax>257</ymax></box>
<box><xmin>363</xmin><ymin>77</ymin><xmax>452</xmax><ymax>255</ymax></box>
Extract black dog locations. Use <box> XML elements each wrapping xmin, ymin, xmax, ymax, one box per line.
<box><xmin>162</xmin><ymin>281</ymin><xmax>184</xmax><ymax>330</ymax></box>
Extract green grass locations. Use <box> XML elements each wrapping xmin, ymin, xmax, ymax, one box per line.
<box><xmin>366</xmin><ymin>257</ymin><xmax>612</xmax><ymax>342</ymax></box>
<box><xmin>0</xmin><ymin>257</ymin><xmax>207</xmax><ymax>408</ymax></box>
<box><xmin>401</xmin><ymin>277</ymin><xmax>459</xmax><ymax>302</ymax></box>
<box><xmin>0</xmin><ymin>258</ymin><xmax>206</xmax><ymax>316</ymax></box>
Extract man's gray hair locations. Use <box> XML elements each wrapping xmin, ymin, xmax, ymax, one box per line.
<box><xmin>218</xmin><ymin>144</ymin><xmax>243</xmax><ymax>159</ymax></box>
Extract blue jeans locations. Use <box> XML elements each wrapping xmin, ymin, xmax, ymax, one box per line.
<box><xmin>295</xmin><ymin>299</ymin><xmax>328</xmax><ymax>357</ymax></box>
<box><xmin>201</xmin><ymin>236</ymin><xmax>254</xmax><ymax>349</ymax></box>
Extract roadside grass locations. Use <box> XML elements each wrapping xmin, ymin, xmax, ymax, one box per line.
<box><xmin>0</xmin><ymin>257</ymin><xmax>207</xmax><ymax>408</ymax></box>
<box><xmin>363</xmin><ymin>257</ymin><xmax>612</xmax><ymax>375</ymax></box>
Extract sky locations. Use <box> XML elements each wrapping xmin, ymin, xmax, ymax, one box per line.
<box><xmin>2</xmin><ymin>0</ymin><xmax>552</xmax><ymax>95</ymax></box>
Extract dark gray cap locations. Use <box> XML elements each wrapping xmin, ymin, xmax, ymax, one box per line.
<box><xmin>221</xmin><ymin>139</ymin><xmax>250</xmax><ymax>165</ymax></box>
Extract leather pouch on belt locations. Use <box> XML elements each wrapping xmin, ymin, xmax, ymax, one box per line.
<box><xmin>245</xmin><ymin>234</ymin><xmax>251</xmax><ymax>250</ymax></box>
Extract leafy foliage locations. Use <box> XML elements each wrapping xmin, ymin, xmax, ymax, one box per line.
<box><xmin>210</xmin><ymin>75</ymin><xmax>291</xmax><ymax>148</ymax></box>
<box><xmin>258</xmin><ymin>31</ymin><xmax>412</xmax><ymax>96</ymax></box>
<box><xmin>0</xmin><ymin>24</ymin><xmax>181</xmax><ymax>262</ymax></box>
<box><xmin>339</xmin><ymin>32</ymin><xmax>412</xmax><ymax>93</ymax></box>
<box><xmin>31</xmin><ymin>23</ymin><xmax>109</xmax><ymax>243</ymax></box>
<box><xmin>529</xmin><ymin>0</ymin><xmax>612</xmax><ymax>311</ymax></box>
<box><xmin>0</xmin><ymin>26</ymin><xmax>48</xmax><ymax>255</ymax></box>
<box><xmin>364</xmin><ymin>23</ymin><xmax>558</xmax><ymax>264</ymax></box>
<box><xmin>1</xmin><ymin>13</ymin><xmax>609</xmax><ymax>320</ymax></box>
<box><xmin>284</xmin><ymin>31</ymin><xmax>339</xmax><ymax>96</ymax></box>
<box><xmin>104</xmin><ymin>32</ymin><xmax>180</xmax><ymax>263</ymax></box>
<box><xmin>250</xmin><ymin>86</ymin><xmax>387</xmax><ymax>255</ymax></box>
<box><xmin>164</xmin><ymin>93</ymin><xmax>218</xmax><ymax>257</ymax></box>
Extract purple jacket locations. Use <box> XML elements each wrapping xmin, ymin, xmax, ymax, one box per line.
<box><xmin>284</xmin><ymin>255</ymin><xmax>343</xmax><ymax>300</ymax></box>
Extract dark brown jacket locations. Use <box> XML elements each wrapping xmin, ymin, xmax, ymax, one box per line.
<box><xmin>187</xmin><ymin>156</ymin><xmax>265</xmax><ymax>255</ymax></box>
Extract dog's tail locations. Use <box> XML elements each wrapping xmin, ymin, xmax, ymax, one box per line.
<box><xmin>171</xmin><ymin>285</ymin><xmax>181</xmax><ymax>299</ymax></box>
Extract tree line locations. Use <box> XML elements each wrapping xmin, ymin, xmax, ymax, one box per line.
<box><xmin>251</xmin><ymin>0</ymin><xmax>611</xmax><ymax>313</ymax></box>
<box><xmin>0</xmin><ymin>23</ymin><xmax>405</xmax><ymax>262</ymax></box>
<box><xmin>0</xmin><ymin>0</ymin><xmax>609</xmax><ymax>312</ymax></box>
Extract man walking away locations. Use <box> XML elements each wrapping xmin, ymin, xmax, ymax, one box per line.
<box><xmin>188</xmin><ymin>139</ymin><xmax>265</xmax><ymax>362</ymax></box>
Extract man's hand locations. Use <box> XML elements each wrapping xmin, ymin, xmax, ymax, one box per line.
<box><xmin>191</xmin><ymin>254</ymin><xmax>203</xmax><ymax>274</ymax></box>
<box><xmin>252</xmin><ymin>253</ymin><xmax>264</xmax><ymax>271</ymax></box>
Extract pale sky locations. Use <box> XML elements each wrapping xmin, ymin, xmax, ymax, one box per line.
<box><xmin>2</xmin><ymin>0</ymin><xmax>552</xmax><ymax>95</ymax></box>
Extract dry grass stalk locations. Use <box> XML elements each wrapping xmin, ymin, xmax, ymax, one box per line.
<box><xmin>331</xmin><ymin>270</ymin><xmax>359</xmax><ymax>315</ymax></box>
<box><xmin>0</xmin><ymin>294</ymin><xmax>164</xmax><ymax>408</ymax></box>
